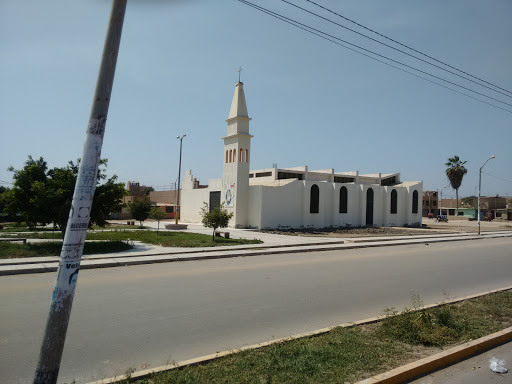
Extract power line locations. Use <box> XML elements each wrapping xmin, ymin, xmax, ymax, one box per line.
<box><xmin>281</xmin><ymin>0</ymin><xmax>512</xmax><ymax>99</ymax></box>
<box><xmin>237</xmin><ymin>0</ymin><xmax>512</xmax><ymax>113</ymax></box>
<box><xmin>244</xmin><ymin>0</ymin><xmax>512</xmax><ymax>108</ymax></box>
<box><xmin>481</xmin><ymin>171</ymin><xmax>512</xmax><ymax>184</ymax></box>
<box><xmin>304</xmin><ymin>0</ymin><xmax>512</xmax><ymax>97</ymax></box>
<box><xmin>0</xmin><ymin>180</ymin><xmax>13</xmax><ymax>185</ymax></box>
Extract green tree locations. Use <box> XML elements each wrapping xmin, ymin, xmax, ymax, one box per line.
<box><xmin>7</xmin><ymin>156</ymin><xmax>126</xmax><ymax>237</ymax></box>
<box><xmin>200</xmin><ymin>202</ymin><xmax>233</xmax><ymax>241</ymax></box>
<box><xmin>144</xmin><ymin>186</ymin><xmax>154</xmax><ymax>196</ymax></box>
<box><xmin>445</xmin><ymin>155</ymin><xmax>468</xmax><ymax>216</ymax></box>
<box><xmin>0</xmin><ymin>186</ymin><xmax>13</xmax><ymax>221</ymax></box>
<box><xmin>128</xmin><ymin>198</ymin><xmax>152</xmax><ymax>227</ymax></box>
<box><xmin>7</xmin><ymin>156</ymin><xmax>49</xmax><ymax>227</ymax></box>
<box><xmin>150</xmin><ymin>206</ymin><xmax>166</xmax><ymax>233</ymax></box>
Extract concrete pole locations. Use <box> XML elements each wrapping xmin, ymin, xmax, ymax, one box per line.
<box><xmin>33</xmin><ymin>1</ymin><xmax>127</xmax><ymax>383</ymax></box>
<box><xmin>478</xmin><ymin>155</ymin><xmax>495</xmax><ymax>235</ymax></box>
<box><xmin>478</xmin><ymin>170</ymin><xmax>482</xmax><ymax>235</ymax></box>
<box><xmin>175</xmin><ymin>135</ymin><xmax>186</xmax><ymax>225</ymax></box>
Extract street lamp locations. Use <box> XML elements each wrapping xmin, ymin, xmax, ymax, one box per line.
<box><xmin>478</xmin><ymin>155</ymin><xmax>495</xmax><ymax>235</ymax></box>
<box><xmin>438</xmin><ymin>186</ymin><xmax>447</xmax><ymax>219</ymax></box>
<box><xmin>175</xmin><ymin>135</ymin><xmax>186</xmax><ymax>225</ymax></box>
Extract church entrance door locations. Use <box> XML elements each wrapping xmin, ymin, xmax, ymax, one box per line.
<box><xmin>209</xmin><ymin>191</ymin><xmax>221</xmax><ymax>212</ymax></box>
<box><xmin>366</xmin><ymin>188</ymin><xmax>374</xmax><ymax>226</ymax></box>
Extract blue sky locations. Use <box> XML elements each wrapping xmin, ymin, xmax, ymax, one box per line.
<box><xmin>1</xmin><ymin>0</ymin><xmax>511</xmax><ymax>198</ymax></box>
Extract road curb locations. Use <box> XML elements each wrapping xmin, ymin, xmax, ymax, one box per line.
<box><xmin>86</xmin><ymin>286</ymin><xmax>512</xmax><ymax>384</ymax></box>
<box><xmin>2</xmin><ymin>232</ymin><xmax>511</xmax><ymax>276</ymax></box>
<box><xmin>355</xmin><ymin>327</ymin><xmax>512</xmax><ymax>384</ymax></box>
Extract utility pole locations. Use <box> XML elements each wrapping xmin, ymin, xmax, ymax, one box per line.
<box><xmin>33</xmin><ymin>1</ymin><xmax>127</xmax><ymax>383</ymax></box>
<box><xmin>175</xmin><ymin>135</ymin><xmax>186</xmax><ymax>225</ymax></box>
<box><xmin>478</xmin><ymin>155</ymin><xmax>495</xmax><ymax>235</ymax></box>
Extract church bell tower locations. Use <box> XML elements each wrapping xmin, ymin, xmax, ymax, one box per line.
<box><xmin>222</xmin><ymin>74</ymin><xmax>253</xmax><ymax>228</ymax></box>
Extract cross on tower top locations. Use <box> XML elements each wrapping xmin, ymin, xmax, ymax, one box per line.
<box><xmin>237</xmin><ymin>66</ymin><xmax>243</xmax><ymax>83</ymax></box>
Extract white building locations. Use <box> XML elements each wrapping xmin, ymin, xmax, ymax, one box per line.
<box><xmin>181</xmin><ymin>80</ymin><xmax>423</xmax><ymax>229</ymax></box>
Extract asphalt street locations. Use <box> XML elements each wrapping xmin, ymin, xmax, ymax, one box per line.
<box><xmin>1</xmin><ymin>237</ymin><xmax>511</xmax><ymax>383</ymax></box>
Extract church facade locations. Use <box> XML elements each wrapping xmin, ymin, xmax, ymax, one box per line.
<box><xmin>181</xmin><ymin>81</ymin><xmax>423</xmax><ymax>229</ymax></box>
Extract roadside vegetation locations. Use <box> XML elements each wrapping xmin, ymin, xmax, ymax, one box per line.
<box><xmin>82</xmin><ymin>231</ymin><xmax>262</xmax><ymax>248</ymax></box>
<box><xmin>0</xmin><ymin>222</ymin><xmax>148</xmax><ymax>232</ymax></box>
<box><xmin>0</xmin><ymin>226</ymin><xmax>262</xmax><ymax>256</ymax></box>
<box><xmin>0</xmin><ymin>240</ymin><xmax>133</xmax><ymax>259</ymax></box>
<box><xmin>125</xmin><ymin>290</ymin><xmax>512</xmax><ymax>384</ymax></box>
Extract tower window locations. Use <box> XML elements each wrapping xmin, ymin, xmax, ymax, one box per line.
<box><xmin>226</xmin><ymin>150</ymin><xmax>228</xmax><ymax>164</ymax></box>
<box><xmin>245</xmin><ymin>149</ymin><xmax>249</xmax><ymax>163</ymax></box>
<box><xmin>310</xmin><ymin>184</ymin><xmax>319</xmax><ymax>213</ymax></box>
<box><xmin>229</xmin><ymin>149</ymin><xmax>232</xmax><ymax>163</ymax></box>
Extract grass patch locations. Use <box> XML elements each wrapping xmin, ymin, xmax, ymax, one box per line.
<box><xmin>379</xmin><ymin>291</ymin><xmax>512</xmax><ymax>347</ymax></box>
<box><xmin>0</xmin><ymin>222</ymin><xmax>148</xmax><ymax>233</ymax></box>
<box><xmin>0</xmin><ymin>231</ymin><xmax>262</xmax><ymax>248</ymax></box>
<box><xmin>84</xmin><ymin>231</ymin><xmax>263</xmax><ymax>248</ymax></box>
<box><xmin>127</xmin><ymin>290</ymin><xmax>512</xmax><ymax>384</ymax></box>
<box><xmin>0</xmin><ymin>240</ymin><xmax>134</xmax><ymax>259</ymax></box>
<box><xmin>130</xmin><ymin>327</ymin><xmax>407</xmax><ymax>384</ymax></box>
<box><xmin>0</xmin><ymin>223</ymin><xmax>58</xmax><ymax>232</ymax></box>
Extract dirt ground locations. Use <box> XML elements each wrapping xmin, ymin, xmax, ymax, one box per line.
<box><xmin>259</xmin><ymin>218</ymin><xmax>512</xmax><ymax>237</ymax></box>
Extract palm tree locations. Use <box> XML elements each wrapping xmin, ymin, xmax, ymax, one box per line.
<box><xmin>445</xmin><ymin>155</ymin><xmax>468</xmax><ymax>216</ymax></box>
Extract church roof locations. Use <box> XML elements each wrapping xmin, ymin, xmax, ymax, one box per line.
<box><xmin>227</xmin><ymin>82</ymin><xmax>249</xmax><ymax>119</ymax></box>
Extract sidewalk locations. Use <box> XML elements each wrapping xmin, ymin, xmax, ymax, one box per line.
<box><xmin>409</xmin><ymin>340</ymin><xmax>511</xmax><ymax>384</ymax></box>
<box><xmin>359</xmin><ymin>327</ymin><xmax>512</xmax><ymax>384</ymax></box>
<box><xmin>1</xmin><ymin>224</ymin><xmax>511</xmax><ymax>276</ymax></box>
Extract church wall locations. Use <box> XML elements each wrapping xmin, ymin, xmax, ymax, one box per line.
<box><xmin>375</xmin><ymin>187</ymin><xmax>386</xmax><ymax>227</ymax></box>
<box><xmin>180</xmin><ymin>188</ymin><xmax>210</xmax><ymax>223</ymax></box>
<box><xmin>247</xmin><ymin>185</ymin><xmax>263</xmax><ymax>228</ymax></box>
<box><xmin>332</xmin><ymin>183</ymin><xmax>360</xmax><ymax>227</ymax></box>
<box><xmin>258</xmin><ymin>181</ymin><xmax>303</xmax><ymax>229</ymax></box>
<box><xmin>301</xmin><ymin>181</ymin><xmax>333</xmax><ymax>228</ymax></box>
<box><xmin>382</xmin><ymin>186</ymin><xmax>403</xmax><ymax>226</ymax></box>
<box><xmin>406</xmin><ymin>183</ymin><xmax>423</xmax><ymax>226</ymax></box>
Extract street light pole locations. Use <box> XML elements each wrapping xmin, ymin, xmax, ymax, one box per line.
<box><xmin>175</xmin><ymin>135</ymin><xmax>186</xmax><ymax>225</ymax></box>
<box><xmin>478</xmin><ymin>155</ymin><xmax>495</xmax><ymax>235</ymax></box>
<box><xmin>33</xmin><ymin>1</ymin><xmax>127</xmax><ymax>383</ymax></box>
<box><xmin>438</xmin><ymin>186</ymin><xmax>447</xmax><ymax>219</ymax></box>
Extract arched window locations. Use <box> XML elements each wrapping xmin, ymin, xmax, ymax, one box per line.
<box><xmin>366</xmin><ymin>188</ymin><xmax>374</xmax><ymax>226</ymax></box>
<box><xmin>240</xmin><ymin>148</ymin><xmax>243</xmax><ymax>162</ymax></box>
<box><xmin>233</xmin><ymin>149</ymin><xmax>236</xmax><ymax>163</ymax></box>
<box><xmin>310</xmin><ymin>184</ymin><xmax>319</xmax><ymax>213</ymax></box>
<box><xmin>390</xmin><ymin>189</ymin><xmax>397</xmax><ymax>214</ymax></box>
<box><xmin>229</xmin><ymin>150</ymin><xmax>232</xmax><ymax>163</ymax></box>
<box><xmin>225</xmin><ymin>150</ymin><xmax>228</xmax><ymax>163</ymax></box>
<box><xmin>245</xmin><ymin>149</ymin><xmax>249</xmax><ymax>163</ymax></box>
<box><xmin>412</xmin><ymin>190</ymin><xmax>419</xmax><ymax>213</ymax></box>
<box><xmin>339</xmin><ymin>186</ymin><xmax>348</xmax><ymax>213</ymax></box>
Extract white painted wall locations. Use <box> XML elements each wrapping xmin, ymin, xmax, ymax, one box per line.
<box><xmin>180</xmin><ymin>188</ymin><xmax>210</xmax><ymax>223</ymax></box>
<box><xmin>245</xmin><ymin>180</ymin><xmax>423</xmax><ymax>229</ymax></box>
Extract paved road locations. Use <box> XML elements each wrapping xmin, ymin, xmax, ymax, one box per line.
<box><xmin>1</xmin><ymin>237</ymin><xmax>511</xmax><ymax>383</ymax></box>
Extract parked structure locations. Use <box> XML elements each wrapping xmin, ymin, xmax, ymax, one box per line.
<box><xmin>422</xmin><ymin>191</ymin><xmax>439</xmax><ymax>217</ymax></box>
<box><xmin>113</xmin><ymin>181</ymin><xmax>179</xmax><ymax>220</ymax></box>
<box><xmin>473</xmin><ymin>195</ymin><xmax>508</xmax><ymax>220</ymax></box>
<box><xmin>180</xmin><ymin>80</ymin><xmax>423</xmax><ymax>229</ymax></box>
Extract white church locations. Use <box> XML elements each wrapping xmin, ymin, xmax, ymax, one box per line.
<box><xmin>181</xmin><ymin>80</ymin><xmax>423</xmax><ymax>229</ymax></box>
